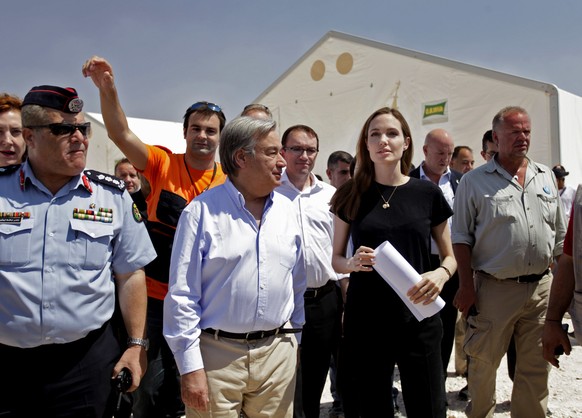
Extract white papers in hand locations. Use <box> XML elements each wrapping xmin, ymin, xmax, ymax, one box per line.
<box><xmin>373</xmin><ymin>240</ymin><xmax>445</xmax><ymax>321</ymax></box>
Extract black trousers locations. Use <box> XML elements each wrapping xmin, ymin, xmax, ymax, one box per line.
<box><xmin>0</xmin><ymin>321</ymin><xmax>120</xmax><ymax>418</ymax></box>
<box><xmin>338</xmin><ymin>273</ymin><xmax>446</xmax><ymax>418</ymax></box>
<box><xmin>294</xmin><ymin>283</ymin><xmax>342</xmax><ymax>418</ymax></box>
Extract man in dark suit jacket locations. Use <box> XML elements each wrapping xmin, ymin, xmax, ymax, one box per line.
<box><xmin>409</xmin><ymin>129</ymin><xmax>463</xmax><ymax>385</ymax></box>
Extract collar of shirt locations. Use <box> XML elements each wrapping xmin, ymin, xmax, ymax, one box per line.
<box><xmin>419</xmin><ymin>164</ymin><xmax>452</xmax><ymax>186</ymax></box>
<box><xmin>21</xmin><ymin>161</ymin><xmax>88</xmax><ymax>197</ymax></box>
<box><xmin>485</xmin><ymin>156</ymin><xmax>547</xmax><ymax>183</ymax></box>
<box><xmin>223</xmin><ymin>177</ymin><xmax>275</xmax><ymax>218</ymax></box>
<box><xmin>280</xmin><ymin>169</ymin><xmax>324</xmax><ymax>194</ymax></box>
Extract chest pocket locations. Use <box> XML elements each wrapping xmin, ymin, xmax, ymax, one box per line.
<box><xmin>0</xmin><ymin>219</ymin><xmax>34</xmax><ymax>266</ymax></box>
<box><xmin>69</xmin><ymin>219</ymin><xmax>114</xmax><ymax>270</ymax></box>
<box><xmin>487</xmin><ymin>195</ymin><xmax>517</xmax><ymax>223</ymax></box>
<box><xmin>537</xmin><ymin>194</ymin><xmax>558</xmax><ymax>224</ymax></box>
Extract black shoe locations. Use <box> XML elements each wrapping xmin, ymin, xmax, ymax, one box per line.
<box><xmin>458</xmin><ymin>384</ymin><xmax>469</xmax><ymax>401</ymax></box>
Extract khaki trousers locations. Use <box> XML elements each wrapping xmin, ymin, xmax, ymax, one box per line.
<box><xmin>465</xmin><ymin>271</ymin><xmax>551</xmax><ymax>418</ymax></box>
<box><xmin>186</xmin><ymin>332</ymin><xmax>298</xmax><ymax>418</ymax></box>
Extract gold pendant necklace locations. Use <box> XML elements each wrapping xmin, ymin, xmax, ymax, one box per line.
<box><xmin>376</xmin><ymin>184</ymin><xmax>398</xmax><ymax>209</ymax></box>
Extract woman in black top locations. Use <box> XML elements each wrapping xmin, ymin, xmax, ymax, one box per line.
<box><xmin>331</xmin><ymin>107</ymin><xmax>456</xmax><ymax>418</ymax></box>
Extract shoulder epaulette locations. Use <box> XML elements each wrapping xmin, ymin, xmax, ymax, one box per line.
<box><xmin>0</xmin><ymin>164</ymin><xmax>21</xmax><ymax>175</ymax></box>
<box><xmin>84</xmin><ymin>169</ymin><xmax>126</xmax><ymax>191</ymax></box>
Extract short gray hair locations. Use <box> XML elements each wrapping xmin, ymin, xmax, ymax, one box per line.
<box><xmin>219</xmin><ymin>116</ymin><xmax>277</xmax><ymax>176</ymax></box>
<box><xmin>21</xmin><ymin>104</ymin><xmax>50</xmax><ymax>126</ymax></box>
<box><xmin>492</xmin><ymin>106</ymin><xmax>529</xmax><ymax>131</ymax></box>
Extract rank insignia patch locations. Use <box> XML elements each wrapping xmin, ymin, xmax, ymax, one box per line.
<box><xmin>132</xmin><ymin>203</ymin><xmax>143</xmax><ymax>223</ymax></box>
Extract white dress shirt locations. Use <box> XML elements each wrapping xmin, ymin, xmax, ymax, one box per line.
<box><xmin>419</xmin><ymin>165</ymin><xmax>455</xmax><ymax>255</ymax></box>
<box><xmin>276</xmin><ymin>171</ymin><xmax>338</xmax><ymax>288</ymax></box>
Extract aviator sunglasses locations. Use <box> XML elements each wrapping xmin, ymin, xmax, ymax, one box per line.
<box><xmin>26</xmin><ymin>122</ymin><xmax>92</xmax><ymax>137</ymax></box>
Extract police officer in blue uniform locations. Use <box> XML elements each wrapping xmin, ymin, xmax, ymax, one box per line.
<box><xmin>0</xmin><ymin>85</ymin><xmax>156</xmax><ymax>417</ymax></box>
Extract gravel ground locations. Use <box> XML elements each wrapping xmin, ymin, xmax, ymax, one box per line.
<box><xmin>319</xmin><ymin>319</ymin><xmax>582</xmax><ymax>418</ymax></box>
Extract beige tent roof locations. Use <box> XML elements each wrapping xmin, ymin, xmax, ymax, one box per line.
<box><xmin>253</xmin><ymin>30</ymin><xmax>582</xmax><ymax>184</ymax></box>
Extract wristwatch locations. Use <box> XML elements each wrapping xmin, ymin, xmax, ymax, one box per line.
<box><xmin>127</xmin><ymin>337</ymin><xmax>149</xmax><ymax>351</ymax></box>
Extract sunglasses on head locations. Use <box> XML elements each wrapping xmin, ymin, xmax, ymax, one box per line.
<box><xmin>27</xmin><ymin>122</ymin><xmax>92</xmax><ymax>137</ymax></box>
<box><xmin>188</xmin><ymin>101</ymin><xmax>222</xmax><ymax>113</ymax></box>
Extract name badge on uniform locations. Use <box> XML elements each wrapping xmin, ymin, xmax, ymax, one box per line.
<box><xmin>73</xmin><ymin>207</ymin><xmax>113</xmax><ymax>223</ymax></box>
<box><xmin>0</xmin><ymin>212</ymin><xmax>31</xmax><ymax>224</ymax></box>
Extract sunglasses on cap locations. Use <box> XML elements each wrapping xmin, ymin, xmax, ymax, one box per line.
<box><xmin>26</xmin><ymin>122</ymin><xmax>92</xmax><ymax>137</ymax></box>
<box><xmin>188</xmin><ymin>101</ymin><xmax>222</xmax><ymax>112</ymax></box>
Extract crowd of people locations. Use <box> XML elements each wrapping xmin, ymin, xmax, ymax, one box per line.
<box><xmin>0</xmin><ymin>55</ymin><xmax>579</xmax><ymax>418</ymax></box>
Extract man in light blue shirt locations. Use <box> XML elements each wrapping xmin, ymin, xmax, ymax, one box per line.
<box><xmin>164</xmin><ymin>116</ymin><xmax>306</xmax><ymax>417</ymax></box>
<box><xmin>0</xmin><ymin>85</ymin><xmax>156</xmax><ymax>417</ymax></box>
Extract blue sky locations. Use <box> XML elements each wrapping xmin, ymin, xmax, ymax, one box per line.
<box><xmin>3</xmin><ymin>0</ymin><xmax>582</xmax><ymax>122</ymax></box>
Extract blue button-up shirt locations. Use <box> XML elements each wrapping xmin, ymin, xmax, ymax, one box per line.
<box><xmin>164</xmin><ymin>179</ymin><xmax>306</xmax><ymax>375</ymax></box>
<box><xmin>0</xmin><ymin>162</ymin><xmax>156</xmax><ymax>347</ymax></box>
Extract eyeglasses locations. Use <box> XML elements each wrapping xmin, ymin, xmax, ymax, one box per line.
<box><xmin>188</xmin><ymin>101</ymin><xmax>222</xmax><ymax>113</ymax></box>
<box><xmin>26</xmin><ymin>122</ymin><xmax>92</xmax><ymax>137</ymax></box>
<box><xmin>283</xmin><ymin>146</ymin><xmax>319</xmax><ymax>156</ymax></box>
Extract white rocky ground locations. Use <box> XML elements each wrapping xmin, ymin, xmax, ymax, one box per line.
<box><xmin>319</xmin><ymin>318</ymin><xmax>582</xmax><ymax>418</ymax></box>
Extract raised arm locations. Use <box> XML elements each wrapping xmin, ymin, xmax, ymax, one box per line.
<box><xmin>82</xmin><ymin>56</ymin><xmax>148</xmax><ymax>170</ymax></box>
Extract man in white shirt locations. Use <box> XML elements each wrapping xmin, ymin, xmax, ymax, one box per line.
<box><xmin>164</xmin><ymin>117</ymin><xmax>306</xmax><ymax>417</ymax></box>
<box><xmin>277</xmin><ymin>125</ymin><xmax>341</xmax><ymax>418</ymax></box>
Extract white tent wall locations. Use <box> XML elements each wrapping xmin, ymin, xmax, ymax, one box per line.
<box><xmin>85</xmin><ymin>112</ymin><xmax>185</xmax><ymax>175</ymax></box>
<box><xmin>254</xmin><ymin>31</ymin><xmax>582</xmax><ymax>185</ymax></box>
<box><xmin>557</xmin><ymin>89</ymin><xmax>582</xmax><ymax>186</ymax></box>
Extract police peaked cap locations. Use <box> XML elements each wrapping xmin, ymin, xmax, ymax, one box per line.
<box><xmin>22</xmin><ymin>85</ymin><xmax>83</xmax><ymax>113</ymax></box>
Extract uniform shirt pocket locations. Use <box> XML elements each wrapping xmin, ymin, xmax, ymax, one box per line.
<box><xmin>537</xmin><ymin>194</ymin><xmax>558</xmax><ymax>223</ymax></box>
<box><xmin>0</xmin><ymin>218</ymin><xmax>34</xmax><ymax>266</ymax></box>
<box><xmin>486</xmin><ymin>195</ymin><xmax>517</xmax><ymax>223</ymax></box>
<box><xmin>69</xmin><ymin>219</ymin><xmax>114</xmax><ymax>270</ymax></box>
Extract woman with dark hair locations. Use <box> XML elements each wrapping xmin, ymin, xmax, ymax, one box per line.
<box><xmin>331</xmin><ymin>107</ymin><xmax>456</xmax><ymax>417</ymax></box>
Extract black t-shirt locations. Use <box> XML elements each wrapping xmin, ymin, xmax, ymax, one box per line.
<box><xmin>339</xmin><ymin>177</ymin><xmax>452</xmax><ymax>323</ymax></box>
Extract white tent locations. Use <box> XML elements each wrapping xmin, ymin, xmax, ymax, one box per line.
<box><xmin>85</xmin><ymin>112</ymin><xmax>185</xmax><ymax>175</ymax></box>
<box><xmin>253</xmin><ymin>31</ymin><xmax>582</xmax><ymax>185</ymax></box>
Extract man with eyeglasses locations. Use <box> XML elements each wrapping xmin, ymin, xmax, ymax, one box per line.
<box><xmin>83</xmin><ymin>56</ymin><xmax>227</xmax><ymax>418</ymax></box>
<box><xmin>277</xmin><ymin>125</ymin><xmax>342</xmax><ymax>418</ymax></box>
<box><xmin>0</xmin><ymin>85</ymin><xmax>156</xmax><ymax>416</ymax></box>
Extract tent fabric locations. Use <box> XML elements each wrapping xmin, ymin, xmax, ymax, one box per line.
<box><xmin>253</xmin><ymin>31</ymin><xmax>582</xmax><ymax>185</ymax></box>
<box><xmin>85</xmin><ymin>112</ymin><xmax>185</xmax><ymax>175</ymax></box>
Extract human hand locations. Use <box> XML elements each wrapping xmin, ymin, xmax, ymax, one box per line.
<box><xmin>453</xmin><ymin>286</ymin><xmax>477</xmax><ymax>317</ymax></box>
<box><xmin>112</xmin><ymin>345</ymin><xmax>147</xmax><ymax>392</ymax></box>
<box><xmin>181</xmin><ymin>369</ymin><xmax>210</xmax><ymax>411</ymax></box>
<box><xmin>347</xmin><ymin>246</ymin><xmax>375</xmax><ymax>272</ymax></box>
<box><xmin>81</xmin><ymin>56</ymin><xmax>115</xmax><ymax>90</ymax></box>
<box><xmin>542</xmin><ymin>321</ymin><xmax>572</xmax><ymax>368</ymax></box>
<box><xmin>408</xmin><ymin>270</ymin><xmax>445</xmax><ymax>305</ymax></box>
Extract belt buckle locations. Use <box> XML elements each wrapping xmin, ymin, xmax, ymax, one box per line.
<box><xmin>515</xmin><ymin>275</ymin><xmax>525</xmax><ymax>283</ymax></box>
<box><xmin>312</xmin><ymin>288</ymin><xmax>319</xmax><ymax>298</ymax></box>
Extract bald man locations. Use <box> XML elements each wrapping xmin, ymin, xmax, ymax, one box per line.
<box><xmin>410</xmin><ymin>128</ymin><xmax>462</xmax><ymax>383</ymax></box>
